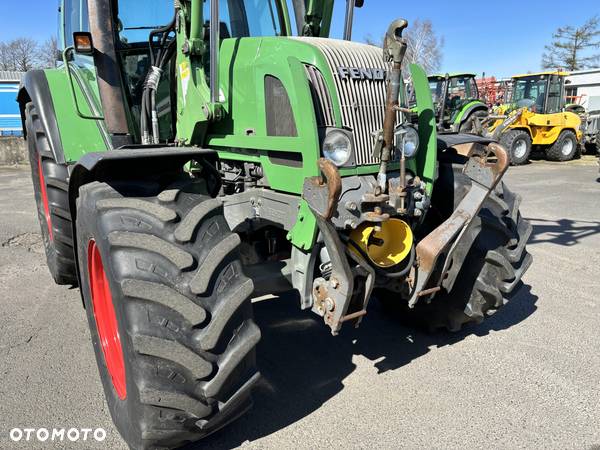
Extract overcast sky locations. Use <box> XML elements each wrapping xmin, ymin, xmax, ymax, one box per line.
<box><xmin>1</xmin><ymin>0</ymin><xmax>598</xmax><ymax>77</ymax></box>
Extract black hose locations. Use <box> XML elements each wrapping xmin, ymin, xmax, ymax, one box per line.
<box><xmin>148</xmin><ymin>16</ymin><xmax>176</xmax><ymax>66</ymax></box>
<box><xmin>158</xmin><ymin>39</ymin><xmax>177</xmax><ymax>67</ymax></box>
<box><xmin>140</xmin><ymin>13</ymin><xmax>177</xmax><ymax>144</ymax></box>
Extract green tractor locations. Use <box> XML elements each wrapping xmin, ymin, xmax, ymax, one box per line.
<box><xmin>428</xmin><ymin>73</ymin><xmax>489</xmax><ymax>133</ymax></box>
<box><xmin>18</xmin><ymin>0</ymin><xmax>531</xmax><ymax>448</ymax></box>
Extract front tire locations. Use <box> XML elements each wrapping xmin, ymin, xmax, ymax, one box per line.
<box><xmin>459</xmin><ymin>109</ymin><xmax>488</xmax><ymax>134</ymax></box>
<box><xmin>77</xmin><ymin>178</ymin><xmax>260</xmax><ymax>449</ymax></box>
<box><xmin>378</xmin><ymin>163</ymin><xmax>532</xmax><ymax>331</ymax></box>
<box><xmin>546</xmin><ymin>130</ymin><xmax>578</xmax><ymax>161</ymax></box>
<box><xmin>500</xmin><ymin>129</ymin><xmax>532</xmax><ymax>165</ymax></box>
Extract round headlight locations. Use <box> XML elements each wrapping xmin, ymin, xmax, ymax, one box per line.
<box><xmin>323</xmin><ymin>130</ymin><xmax>352</xmax><ymax>166</ymax></box>
<box><xmin>394</xmin><ymin>126</ymin><xmax>420</xmax><ymax>159</ymax></box>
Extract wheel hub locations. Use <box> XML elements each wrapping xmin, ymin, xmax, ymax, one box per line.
<box><xmin>513</xmin><ymin>139</ymin><xmax>527</xmax><ymax>159</ymax></box>
<box><xmin>561</xmin><ymin>139</ymin><xmax>574</xmax><ymax>156</ymax></box>
<box><xmin>88</xmin><ymin>240</ymin><xmax>127</xmax><ymax>400</ymax></box>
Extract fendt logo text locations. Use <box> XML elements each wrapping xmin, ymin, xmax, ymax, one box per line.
<box><xmin>337</xmin><ymin>66</ymin><xmax>387</xmax><ymax>81</ymax></box>
<box><xmin>8</xmin><ymin>428</ymin><xmax>107</xmax><ymax>443</ymax></box>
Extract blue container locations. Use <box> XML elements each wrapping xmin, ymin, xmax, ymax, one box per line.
<box><xmin>0</xmin><ymin>79</ymin><xmax>23</xmax><ymax>137</ymax></box>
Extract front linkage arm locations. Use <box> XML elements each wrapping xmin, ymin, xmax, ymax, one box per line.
<box><xmin>303</xmin><ymin>159</ymin><xmax>375</xmax><ymax>335</ymax></box>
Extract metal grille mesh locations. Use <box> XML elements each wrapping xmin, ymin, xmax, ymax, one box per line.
<box><xmin>304</xmin><ymin>65</ymin><xmax>335</xmax><ymax>128</ymax></box>
<box><xmin>295</xmin><ymin>37</ymin><xmax>392</xmax><ymax>166</ymax></box>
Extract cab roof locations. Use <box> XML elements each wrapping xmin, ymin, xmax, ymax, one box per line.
<box><xmin>512</xmin><ymin>71</ymin><xmax>570</xmax><ymax>79</ymax></box>
<box><xmin>428</xmin><ymin>72</ymin><xmax>477</xmax><ymax>80</ymax></box>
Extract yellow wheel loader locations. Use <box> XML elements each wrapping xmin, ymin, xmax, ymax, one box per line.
<box><xmin>489</xmin><ymin>71</ymin><xmax>583</xmax><ymax>165</ymax></box>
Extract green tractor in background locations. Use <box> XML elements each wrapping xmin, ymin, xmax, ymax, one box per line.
<box><xmin>18</xmin><ymin>0</ymin><xmax>531</xmax><ymax>448</ymax></box>
<box><xmin>428</xmin><ymin>72</ymin><xmax>489</xmax><ymax>133</ymax></box>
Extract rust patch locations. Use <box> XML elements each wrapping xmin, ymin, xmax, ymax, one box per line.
<box><xmin>416</xmin><ymin>210</ymin><xmax>469</xmax><ymax>272</ymax></box>
<box><xmin>318</xmin><ymin>158</ymin><xmax>342</xmax><ymax>220</ymax></box>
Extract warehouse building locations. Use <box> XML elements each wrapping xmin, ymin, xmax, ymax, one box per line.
<box><xmin>566</xmin><ymin>68</ymin><xmax>600</xmax><ymax>112</ymax></box>
<box><xmin>0</xmin><ymin>71</ymin><xmax>25</xmax><ymax>137</ymax></box>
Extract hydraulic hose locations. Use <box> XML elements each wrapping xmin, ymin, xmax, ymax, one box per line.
<box><xmin>140</xmin><ymin>12</ymin><xmax>178</xmax><ymax>144</ymax></box>
<box><xmin>379</xmin><ymin>19</ymin><xmax>408</xmax><ymax>190</ymax></box>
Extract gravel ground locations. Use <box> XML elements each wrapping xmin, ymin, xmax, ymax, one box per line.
<box><xmin>0</xmin><ymin>158</ymin><xmax>599</xmax><ymax>449</ymax></box>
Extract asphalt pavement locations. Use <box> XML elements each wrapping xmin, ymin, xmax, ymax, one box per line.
<box><xmin>1</xmin><ymin>158</ymin><xmax>599</xmax><ymax>449</ymax></box>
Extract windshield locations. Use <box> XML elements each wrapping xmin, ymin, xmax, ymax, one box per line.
<box><xmin>118</xmin><ymin>0</ymin><xmax>173</xmax><ymax>43</ymax></box>
<box><xmin>429</xmin><ymin>76</ymin><xmax>479</xmax><ymax>107</ymax></box>
<box><xmin>512</xmin><ymin>76</ymin><xmax>548</xmax><ymax>112</ymax></box>
<box><xmin>447</xmin><ymin>76</ymin><xmax>478</xmax><ymax>100</ymax></box>
<box><xmin>117</xmin><ymin>0</ymin><xmax>284</xmax><ymax>44</ymax></box>
<box><xmin>429</xmin><ymin>80</ymin><xmax>443</xmax><ymax>104</ymax></box>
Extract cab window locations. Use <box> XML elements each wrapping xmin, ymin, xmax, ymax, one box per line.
<box><xmin>546</xmin><ymin>76</ymin><xmax>562</xmax><ymax>114</ymax></box>
<box><xmin>63</xmin><ymin>0</ymin><xmax>89</xmax><ymax>47</ymax></box>
<box><xmin>429</xmin><ymin>80</ymin><xmax>443</xmax><ymax>105</ymax></box>
<box><xmin>203</xmin><ymin>0</ymin><xmax>284</xmax><ymax>38</ymax></box>
<box><xmin>117</xmin><ymin>0</ymin><xmax>173</xmax><ymax>44</ymax></box>
<box><xmin>116</xmin><ymin>0</ymin><xmax>285</xmax><ymax>45</ymax></box>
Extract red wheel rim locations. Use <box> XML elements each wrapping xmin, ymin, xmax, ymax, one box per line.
<box><xmin>37</xmin><ymin>155</ymin><xmax>53</xmax><ymax>241</ymax></box>
<box><xmin>88</xmin><ymin>240</ymin><xmax>127</xmax><ymax>400</ymax></box>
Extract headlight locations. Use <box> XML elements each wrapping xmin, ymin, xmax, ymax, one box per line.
<box><xmin>323</xmin><ymin>130</ymin><xmax>352</xmax><ymax>166</ymax></box>
<box><xmin>394</xmin><ymin>125</ymin><xmax>420</xmax><ymax>159</ymax></box>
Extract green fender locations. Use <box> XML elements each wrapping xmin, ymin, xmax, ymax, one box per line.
<box><xmin>409</xmin><ymin>63</ymin><xmax>437</xmax><ymax>196</ymax></box>
<box><xmin>453</xmin><ymin>100</ymin><xmax>488</xmax><ymax>126</ymax></box>
<box><xmin>19</xmin><ymin>66</ymin><xmax>110</xmax><ymax>164</ymax></box>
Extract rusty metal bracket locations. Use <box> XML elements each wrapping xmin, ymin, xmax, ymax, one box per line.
<box><xmin>302</xmin><ymin>158</ymin><xmax>359</xmax><ymax>335</ymax></box>
<box><xmin>408</xmin><ymin>142</ymin><xmax>510</xmax><ymax>307</ymax></box>
<box><xmin>311</xmin><ymin>214</ymin><xmax>355</xmax><ymax>335</ymax></box>
<box><xmin>302</xmin><ymin>158</ymin><xmax>342</xmax><ymax>220</ymax></box>
<box><xmin>344</xmin><ymin>246</ymin><xmax>376</xmax><ymax>329</ymax></box>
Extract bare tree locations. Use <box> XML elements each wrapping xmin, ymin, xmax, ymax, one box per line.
<box><xmin>38</xmin><ymin>36</ymin><xmax>59</xmax><ymax>69</ymax></box>
<box><xmin>10</xmin><ymin>38</ymin><xmax>41</xmax><ymax>71</ymax></box>
<box><xmin>0</xmin><ymin>38</ymin><xmax>41</xmax><ymax>72</ymax></box>
<box><xmin>0</xmin><ymin>42</ymin><xmax>17</xmax><ymax>71</ymax></box>
<box><xmin>542</xmin><ymin>16</ymin><xmax>600</xmax><ymax>71</ymax></box>
<box><xmin>0</xmin><ymin>37</ymin><xmax>47</xmax><ymax>72</ymax></box>
<box><xmin>404</xmin><ymin>19</ymin><xmax>444</xmax><ymax>73</ymax></box>
<box><xmin>364</xmin><ymin>19</ymin><xmax>444</xmax><ymax>74</ymax></box>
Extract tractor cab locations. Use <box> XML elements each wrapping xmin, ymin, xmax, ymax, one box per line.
<box><xmin>508</xmin><ymin>71</ymin><xmax>569</xmax><ymax>114</ymax></box>
<box><xmin>428</xmin><ymin>73</ymin><xmax>488</xmax><ymax>133</ymax></box>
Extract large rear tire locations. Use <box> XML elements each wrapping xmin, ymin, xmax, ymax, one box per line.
<box><xmin>76</xmin><ymin>177</ymin><xmax>260</xmax><ymax>449</ymax></box>
<box><xmin>25</xmin><ymin>103</ymin><xmax>77</xmax><ymax>286</ymax></box>
<box><xmin>378</xmin><ymin>163</ymin><xmax>532</xmax><ymax>331</ymax></box>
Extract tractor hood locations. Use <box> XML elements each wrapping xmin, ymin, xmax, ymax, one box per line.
<box><xmin>211</xmin><ymin>36</ymin><xmax>391</xmax><ymax>168</ymax></box>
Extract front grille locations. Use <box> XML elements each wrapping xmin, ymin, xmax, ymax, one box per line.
<box><xmin>296</xmin><ymin>38</ymin><xmax>392</xmax><ymax>166</ymax></box>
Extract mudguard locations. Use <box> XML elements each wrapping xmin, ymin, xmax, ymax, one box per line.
<box><xmin>68</xmin><ymin>147</ymin><xmax>218</xmax><ymax>219</ymax></box>
<box><xmin>454</xmin><ymin>101</ymin><xmax>488</xmax><ymax>128</ymax></box>
<box><xmin>437</xmin><ymin>133</ymin><xmax>495</xmax><ymax>150</ymax></box>
<box><xmin>17</xmin><ymin>71</ymin><xmax>66</xmax><ymax>164</ymax></box>
<box><xmin>19</xmin><ymin>67</ymin><xmax>111</xmax><ymax>164</ymax></box>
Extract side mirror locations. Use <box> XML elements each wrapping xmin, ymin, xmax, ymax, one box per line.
<box><xmin>73</xmin><ymin>32</ymin><xmax>94</xmax><ymax>55</ymax></box>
